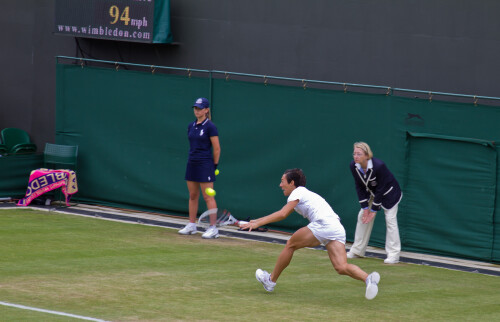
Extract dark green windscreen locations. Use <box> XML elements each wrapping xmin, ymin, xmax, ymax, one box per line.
<box><xmin>55</xmin><ymin>64</ymin><xmax>209</xmax><ymax>214</ymax></box>
<box><xmin>51</xmin><ymin>63</ymin><xmax>500</xmax><ymax>263</ymax></box>
<box><xmin>0</xmin><ymin>154</ymin><xmax>43</xmax><ymax>198</ymax></box>
<box><xmin>404</xmin><ymin>133</ymin><xmax>496</xmax><ymax>259</ymax></box>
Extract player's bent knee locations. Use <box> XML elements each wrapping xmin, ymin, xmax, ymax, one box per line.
<box><xmin>284</xmin><ymin>241</ymin><xmax>296</xmax><ymax>250</ymax></box>
<box><xmin>334</xmin><ymin>264</ymin><xmax>349</xmax><ymax>275</ymax></box>
<box><xmin>285</xmin><ymin>238</ymin><xmax>306</xmax><ymax>251</ymax></box>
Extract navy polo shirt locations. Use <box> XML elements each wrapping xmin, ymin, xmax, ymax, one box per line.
<box><xmin>187</xmin><ymin>118</ymin><xmax>218</xmax><ymax>162</ymax></box>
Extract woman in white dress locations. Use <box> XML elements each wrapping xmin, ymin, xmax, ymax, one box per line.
<box><xmin>241</xmin><ymin>168</ymin><xmax>380</xmax><ymax>300</ymax></box>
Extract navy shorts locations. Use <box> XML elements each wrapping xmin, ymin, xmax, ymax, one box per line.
<box><xmin>185</xmin><ymin>160</ymin><xmax>216</xmax><ymax>182</ymax></box>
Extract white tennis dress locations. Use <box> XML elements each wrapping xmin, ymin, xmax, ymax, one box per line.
<box><xmin>287</xmin><ymin>186</ymin><xmax>346</xmax><ymax>245</ymax></box>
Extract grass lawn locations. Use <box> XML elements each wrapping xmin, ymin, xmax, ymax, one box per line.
<box><xmin>0</xmin><ymin>209</ymin><xmax>498</xmax><ymax>321</ymax></box>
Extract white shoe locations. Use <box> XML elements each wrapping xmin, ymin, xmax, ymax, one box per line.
<box><xmin>365</xmin><ymin>272</ymin><xmax>380</xmax><ymax>300</ymax></box>
<box><xmin>178</xmin><ymin>223</ymin><xmax>197</xmax><ymax>235</ymax></box>
<box><xmin>384</xmin><ymin>257</ymin><xmax>399</xmax><ymax>264</ymax></box>
<box><xmin>256</xmin><ymin>269</ymin><xmax>276</xmax><ymax>292</ymax></box>
<box><xmin>202</xmin><ymin>226</ymin><xmax>219</xmax><ymax>239</ymax></box>
<box><xmin>347</xmin><ymin>252</ymin><xmax>361</xmax><ymax>259</ymax></box>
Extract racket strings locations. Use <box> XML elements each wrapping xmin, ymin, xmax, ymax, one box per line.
<box><xmin>199</xmin><ymin>209</ymin><xmax>239</xmax><ymax>227</ymax></box>
<box><xmin>217</xmin><ymin>210</ymin><xmax>235</xmax><ymax>225</ymax></box>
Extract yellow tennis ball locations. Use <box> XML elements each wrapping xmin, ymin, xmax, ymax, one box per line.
<box><xmin>205</xmin><ymin>187</ymin><xmax>216</xmax><ymax>197</ymax></box>
<box><xmin>215</xmin><ymin>169</ymin><xmax>220</xmax><ymax>176</ymax></box>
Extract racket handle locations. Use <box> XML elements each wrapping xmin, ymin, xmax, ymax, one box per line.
<box><xmin>237</xmin><ymin>220</ymin><xmax>248</xmax><ymax>227</ymax></box>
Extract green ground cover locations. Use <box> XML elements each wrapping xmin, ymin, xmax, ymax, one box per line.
<box><xmin>0</xmin><ymin>209</ymin><xmax>498</xmax><ymax>321</ymax></box>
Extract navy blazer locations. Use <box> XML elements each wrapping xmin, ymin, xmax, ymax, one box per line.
<box><xmin>350</xmin><ymin>157</ymin><xmax>402</xmax><ymax>212</ymax></box>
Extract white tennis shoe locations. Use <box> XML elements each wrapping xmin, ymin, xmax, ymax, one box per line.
<box><xmin>365</xmin><ymin>272</ymin><xmax>380</xmax><ymax>300</ymax></box>
<box><xmin>201</xmin><ymin>226</ymin><xmax>219</xmax><ymax>239</ymax></box>
<box><xmin>178</xmin><ymin>223</ymin><xmax>197</xmax><ymax>235</ymax></box>
<box><xmin>256</xmin><ymin>269</ymin><xmax>276</xmax><ymax>292</ymax></box>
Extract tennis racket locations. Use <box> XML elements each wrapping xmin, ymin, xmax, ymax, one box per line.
<box><xmin>197</xmin><ymin>208</ymin><xmax>248</xmax><ymax>228</ymax></box>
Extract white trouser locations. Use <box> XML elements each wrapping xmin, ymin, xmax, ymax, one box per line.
<box><xmin>349</xmin><ymin>200</ymin><xmax>401</xmax><ymax>260</ymax></box>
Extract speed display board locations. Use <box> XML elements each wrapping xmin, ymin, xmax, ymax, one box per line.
<box><xmin>54</xmin><ymin>0</ymin><xmax>172</xmax><ymax>43</ymax></box>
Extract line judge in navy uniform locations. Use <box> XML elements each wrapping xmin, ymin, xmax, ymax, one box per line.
<box><xmin>178</xmin><ymin>97</ymin><xmax>221</xmax><ymax>239</ymax></box>
<box><xmin>347</xmin><ymin>142</ymin><xmax>402</xmax><ymax>264</ymax></box>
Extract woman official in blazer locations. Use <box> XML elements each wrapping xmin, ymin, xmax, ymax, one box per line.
<box><xmin>347</xmin><ymin>142</ymin><xmax>402</xmax><ymax>264</ymax></box>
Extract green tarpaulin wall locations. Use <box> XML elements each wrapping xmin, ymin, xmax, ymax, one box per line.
<box><xmin>0</xmin><ymin>154</ymin><xmax>43</xmax><ymax>198</ymax></box>
<box><xmin>8</xmin><ymin>63</ymin><xmax>499</xmax><ymax>263</ymax></box>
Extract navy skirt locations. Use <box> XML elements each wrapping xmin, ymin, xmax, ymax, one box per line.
<box><xmin>185</xmin><ymin>160</ymin><xmax>216</xmax><ymax>182</ymax></box>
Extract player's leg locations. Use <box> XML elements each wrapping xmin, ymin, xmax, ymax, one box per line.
<box><xmin>325</xmin><ymin>240</ymin><xmax>368</xmax><ymax>281</ymax></box>
<box><xmin>326</xmin><ymin>240</ymin><xmax>381</xmax><ymax>299</ymax></box>
<box><xmin>270</xmin><ymin>226</ymin><xmax>320</xmax><ymax>282</ymax></box>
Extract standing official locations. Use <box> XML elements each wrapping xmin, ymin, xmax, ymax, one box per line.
<box><xmin>347</xmin><ymin>142</ymin><xmax>402</xmax><ymax>264</ymax></box>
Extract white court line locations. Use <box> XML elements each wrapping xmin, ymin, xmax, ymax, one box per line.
<box><xmin>0</xmin><ymin>301</ymin><xmax>110</xmax><ymax>322</ymax></box>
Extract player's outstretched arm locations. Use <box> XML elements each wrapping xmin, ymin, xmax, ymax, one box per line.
<box><xmin>241</xmin><ymin>200</ymin><xmax>298</xmax><ymax>231</ymax></box>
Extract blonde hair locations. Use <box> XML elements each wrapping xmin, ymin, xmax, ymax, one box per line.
<box><xmin>353</xmin><ymin>142</ymin><xmax>373</xmax><ymax>159</ymax></box>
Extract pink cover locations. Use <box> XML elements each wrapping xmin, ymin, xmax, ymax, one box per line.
<box><xmin>17</xmin><ymin>169</ymin><xmax>78</xmax><ymax>207</ymax></box>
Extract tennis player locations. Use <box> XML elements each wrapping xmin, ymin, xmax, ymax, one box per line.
<box><xmin>240</xmin><ymin>168</ymin><xmax>380</xmax><ymax>300</ymax></box>
<box><xmin>178</xmin><ymin>97</ymin><xmax>221</xmax><ymax>239</ymax></box>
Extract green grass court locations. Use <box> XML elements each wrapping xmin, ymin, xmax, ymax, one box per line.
<box><xmin>0</xmin><ymin>209</ymin><xmax>498</xmax><ymax>321</ymax></box>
